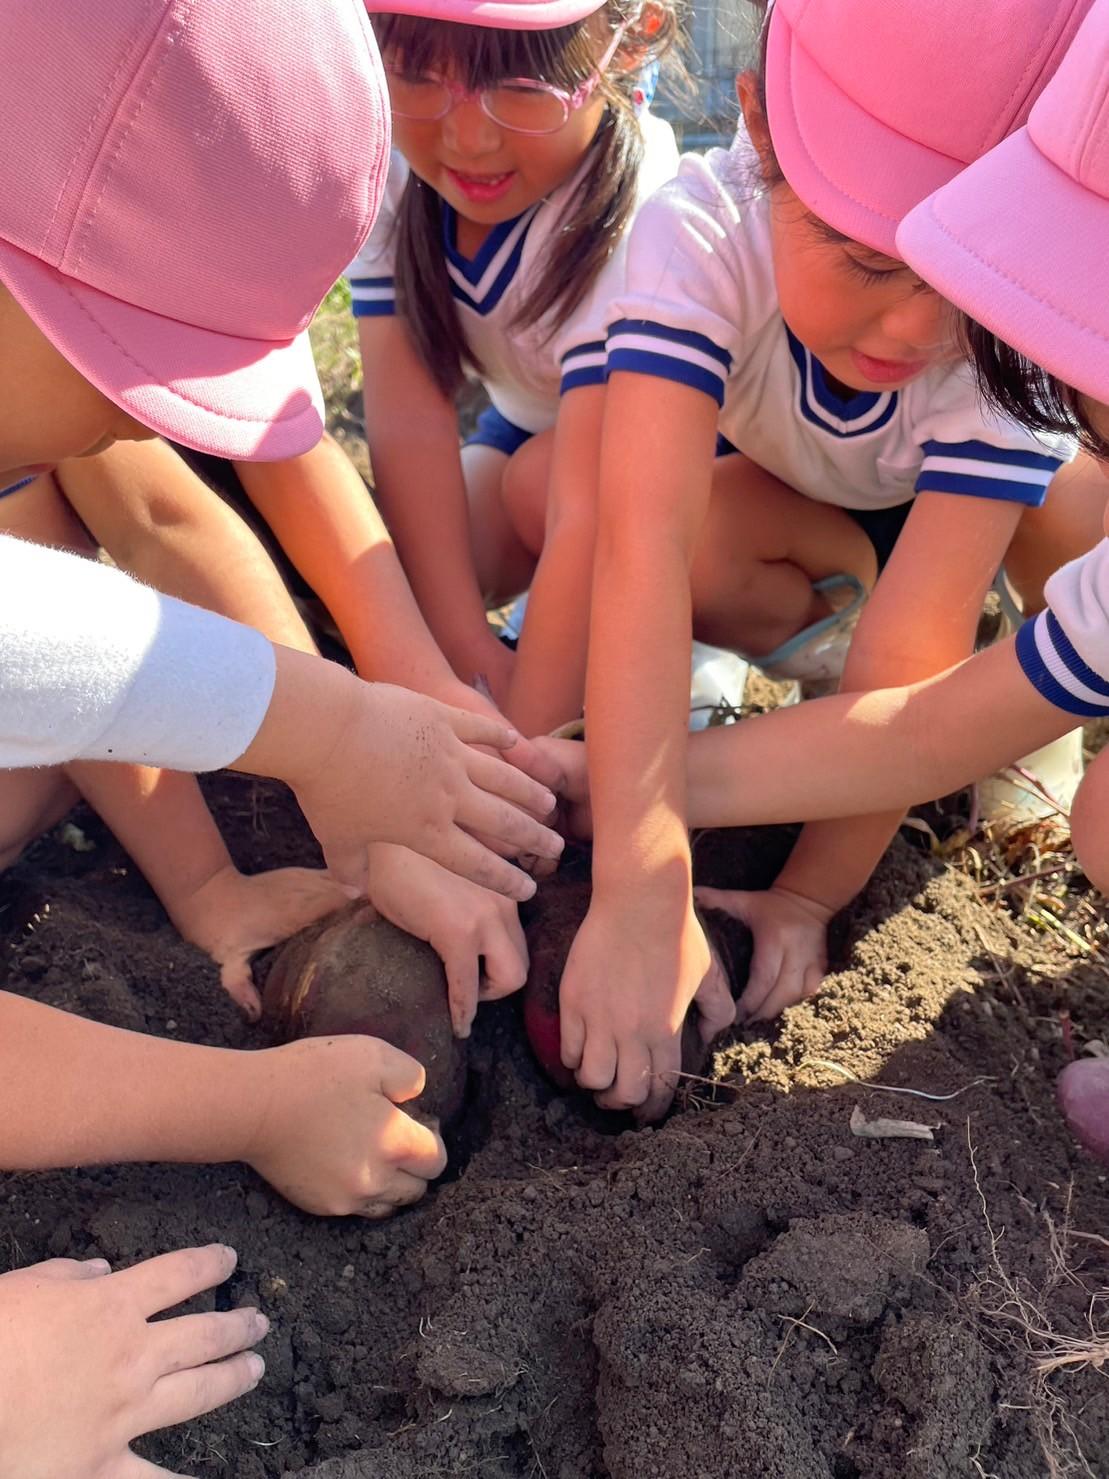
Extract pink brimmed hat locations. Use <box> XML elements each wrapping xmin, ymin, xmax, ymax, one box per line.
<box><xmin>765</xmin><ymin>0</ymin><xmax>1093</xmax><ymax>256</ymax></box>
<box><xmin>0</xmin><ymin>0</ymin><xmax>390</xmax><ymax>460</ymax></box>
<box><xmin>897</xmin><ymin>0</ymin><xmax>1109</xmax><ymax>406</ymax></box>
<box><xmin>369</xmin><ymin>0</ymin><xmax>605</xmax><ymax>27</ymax></box>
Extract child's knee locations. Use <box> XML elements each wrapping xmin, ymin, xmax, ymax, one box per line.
<box><xmin>0</xmin><ymin>769</ymin><xmax>79</xmax><ymax>870</ymax></box>
<box><xmin>1070</xmin><ymin>748</ymin><xmax>1109</xmax><ymax>894</ymax></box>
<box><xmin>501</xmin><ymin>435</ymin><xmax>555</xmax><ymax>549</ymax></box>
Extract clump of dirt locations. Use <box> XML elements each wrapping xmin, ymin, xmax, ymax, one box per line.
<box><xmin>1</xmin><ymin>774</ymin><xmax>1106</xmax><ymax>1479</ymax></box>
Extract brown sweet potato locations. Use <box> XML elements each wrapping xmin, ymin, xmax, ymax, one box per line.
<box><xmin>521</xmin><ymin>876</ymin><xmax>752</xmax><ymax>1092</ymax></box>
<box><xmin>261</xmin><ymin>902</ymin><xmax>467</xmax><ymax>1128</ymax></box>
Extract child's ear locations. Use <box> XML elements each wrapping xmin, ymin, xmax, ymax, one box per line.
<box><xmin>736</xmin><ymin>68</ymin><xmax>774</xmax><ymax>169</ymax></box>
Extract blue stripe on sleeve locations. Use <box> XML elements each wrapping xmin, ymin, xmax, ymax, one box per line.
<box><xmin>606</xmin><ymin>348</ymin><xmax>726</xmax><ymax>406</ymax></box>
<box><xmin>915</xmin><ymin>470</ymin><xmax>1049</xmax><ymax>506</ymax></box>
<box><xmin>607</xmin><ymin>318</ymin><xmax>733</xmax><ymax>370</ymax></box>
<box><xmin>1015</xmin><ymin>612</ymin><xmax>1109</xmax><ymax>717</ymax></box>
<box><xmin>921</xmin><ymin>438</ymin><xmax>1063</xmax><ymax>472</ymax></box>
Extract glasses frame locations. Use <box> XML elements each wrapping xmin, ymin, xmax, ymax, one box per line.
<box><xmin>385</xmin><ymin>18</ymin><xmax>630</xmax><ymax>136</ymax></box>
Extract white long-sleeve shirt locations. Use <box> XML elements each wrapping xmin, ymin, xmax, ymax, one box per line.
<box><xmin>0</xmin><ymin>536</ymin><xmax>275</xmax><ymax>771</ymax></box>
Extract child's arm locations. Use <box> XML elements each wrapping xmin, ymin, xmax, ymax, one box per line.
<box><xmin>504</xmin><ymin>385</ymin><xmax>605</xmax><ymax>735</ymax></box>
<box><xmin>558</xmin><ymin>374</ymin><xmax>737</xmax><ymax>1120</ymax></box>
<box><xmin>66</xmin><ymin>761</ymin><xmax>349</xmax><ymax>1018</ymax></box>
<box><xmin>359</xmin><ymin>317</ymin><xmax>514</xmax><ymax>700</ymax></box>
<box><xmin>0</xmin><ymin>989</ymin><xmax>446</xmax><ymax>1214</ymax></box>
<box><xmin>726</xmin><ymin>491</ymin><xmax>1024</xmax><ymax>1018</ymax></box>
<box><xmin>54</xmin><ymin>439</ymin><xmax>314</xmax><ymax>653</ymax></box>
<box><xmin>232</xmin><ymin>432</ymin><xmax>481</xmax><ymax>704</ymax></box>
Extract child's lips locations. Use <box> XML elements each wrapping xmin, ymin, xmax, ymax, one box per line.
<box><xmin>850</xmin><ymin>349</ymin><xmax>931</xmax><ymax>385</ymax></box>
<box><xmin>446</xmin><ymin>167</ymin><xmax>516</xmax><ymax>203</ymax></box>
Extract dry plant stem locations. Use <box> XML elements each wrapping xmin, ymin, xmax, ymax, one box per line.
<box><xmin>966</xmin><ymin>1121</ymin><xmax>1109</xmax><ymax>1479</ymax></box>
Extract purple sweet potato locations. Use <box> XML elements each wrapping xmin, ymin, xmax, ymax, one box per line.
<box><xmin>262</xmin><ymin>901</ymin><xmax>467</xmax><ymax>1128</ymax></box>
<box><xmin>1057</xmin><ymin>1058</ymin><xmax>1109</xmax><ymax>1166</ymax></box>
<box><xmin>521</xmin><ymin>877</ymin><xmax>752</xmax><ymax>1093</ymax></box>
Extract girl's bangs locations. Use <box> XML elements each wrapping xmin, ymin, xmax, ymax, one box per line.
<box><xmin>370</xmin><ymin>14</ymin><xmax>603</xmax><ymax>90</ymax></box>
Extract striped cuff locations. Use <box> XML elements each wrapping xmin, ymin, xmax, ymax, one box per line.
<box><xmin>916</xmin><ymin>438</ymin><xmax>1062</xmax><ymax>507</ymax></box>
<box><xmin>559</xmin><ymin>340</ymin><xmax>608</xmax><ymax>395</ymax></box>
<box><xmin>1016</xmin><ymin>609</ymin><xmax>1109</xmax><ymax>717</ymax></box>
<box><xmin>349</xmin><ymin>275</ymin><xmax>396</xmax><ymax>318</ymax></box>
<box><xmin>605</xmin><ymin>318</ymin><xmax>731</xmax><ymax>407</ymax></box>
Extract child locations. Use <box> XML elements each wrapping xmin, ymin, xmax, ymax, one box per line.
<box><xmin>0</xmin><ymin>0</ymin><xmax>562</xmax><ymax>1467</ymax></box>
<box><xmin>352</xmin><ymin>0</ymin><xmax>683</xmax><ymax>733</ymax></box>
<box><xmin>560</xmin><ymin>0</ymin><xmax>1102</xmax><ymax>1121</ymax></box>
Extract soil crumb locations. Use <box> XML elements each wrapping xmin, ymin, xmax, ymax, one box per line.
<box><xmin>2</xmin><ymin>775</ymin><xmax>1106</xmax><ymax>1479</ymax></box>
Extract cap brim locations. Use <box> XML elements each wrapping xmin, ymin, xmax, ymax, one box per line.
<box><xmin>897</xmin><ymin>130</ymin><xmax>1109</xmax><ymax>406</ymax></box>
<box><xmin>765</xmin><ymin>7</ymin><xmax>962</xmax><ymax>256</ymax></box>
<box><xmin>370</xmin><ymin>0</ymin><xmax>603</xmax><ymax>27</ymax></box>
<box><xmin>0</xmin><ymin>239</ymin><xmax>325</xmax><ymax>461</ymax></box>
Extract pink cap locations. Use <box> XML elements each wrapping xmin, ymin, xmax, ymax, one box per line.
<box><xmin>765</xmin><ymin>0</ymin><xmax>1093</xmax><ymax>256</ymax></box>
<box><xmin>369</xmin><ymin>0</ymin><xmax>605</xmax><ymax>27</ymax></box>
<box><xmin>898</xmin><ymin>1</ymin><xmax>1109</xmax><ymax>406</ymax></box>
<box><xmin>0</xmin><ymin>0</ymin><xmax>390</xmax><ymax>459</ymax></box>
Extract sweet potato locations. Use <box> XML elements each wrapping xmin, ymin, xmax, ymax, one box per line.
<box><xmin>521</xmin><ymin>876</ymin><xmax>752</xmax><ymax>1092</ymax></box>
<box><xmin>1057</xmin><ymin>1059</ymin><xmax>1109</xmax><ymax>1166</ymax></box>
<box><xmin>261</xmin><ymin>901</ymin><xmax>467</xmax><ymax>1128</ymax></box>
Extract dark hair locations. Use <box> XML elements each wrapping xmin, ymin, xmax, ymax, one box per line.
<box><xmin>961</xmin><ymin>318</ymin><xmax>1109</xmax><ymax>461</ymax></box>
<box><xmin>370</xmin><ymin>4</ymin><xmax>686</xmax><ymax>395</ymax></box>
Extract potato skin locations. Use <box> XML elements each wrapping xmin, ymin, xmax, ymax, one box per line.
<box><xmin>1057</xmin><ymin>1059</ymin><xmax>1109</xmax><ymax>1166</ymax></box>
<box><xmin>261</xmin><ymin>901</ymin><xmax>467</xmax><ymax>1127</ymax></box>
<box><xmin>521</xmin><ymin>878</ymin><xmax>752</xmax><ymax>1092</ymax></box>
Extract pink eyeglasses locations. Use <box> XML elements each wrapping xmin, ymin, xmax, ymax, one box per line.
<box><xmin>384</xmin><ymin>19</ymin><xmax>630</xmax><ymax>136</ymax></box>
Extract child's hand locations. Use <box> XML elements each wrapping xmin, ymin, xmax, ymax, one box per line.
<box><xmin>244</xmin><ymin>1035</ymin><xmax>447</xmax><ymax>1217</ymax></box>
<box><xmin>694</xmin><ymin>884</ymin><xmax>832</xmax><ymax>1022</ymax></box>
<box><xmin>290</xmin><ymin>683</ymin><xmax>563</xmax><ymax>900</ymax></box>
<box><xmin>366</xmin><ymin>842</ymin><xmax>528</xmax><ymax>1037</ymax></box>
<box><xmin>170</xmin><ymin>865</ymin><xmax>352</xmax><ymax>1020</ymax></box>
<box><xmin>530</xmin><ymin>735</ymin><xmax>592</xmax><ymax>839</ymax></box>
<box><xmin>559</xmin><ymin>891</ymin><xmax>736</xmax><ymax>1121</ymax></box>
<box><xmin>0</xmin><ymin>1245</ymin><xmax>266</xmax><ymax>1479</ymax></box>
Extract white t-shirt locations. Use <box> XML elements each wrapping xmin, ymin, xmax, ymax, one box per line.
<box><xmin>0</xmin><ymin>536</ymin><xmax>275</xmax><ymax>771</ymax></box>
<box><xmin>605</xmin><ymin>139</ymin><xmax>1073</xmax><ymax>511</ymax></box>
<box><xmin>347</xmin><ymin>111</ymin><xmax>679</xmax><ymax>434</ymax></box>
<box><xmin>1017</xmin><ymin>538</ymin><xmax>1109</xmax><ymax>717</ymax></box>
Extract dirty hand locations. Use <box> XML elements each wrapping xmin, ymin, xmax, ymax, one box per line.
<box><xmin>170</xmin><ymin>865</ymin><xmax>353</xmax><ymax>1021</ymax></box>
<box><xmin>530</xmin><ymin>735</ymin><xmax>592</xmax><ymax>840</ymax></box>
<box><xmin>0</xmin><ymin>1245</ymin><xmax>267</xmax><ymax>1479</ymax></box>
<box><xmin>367</xmin><ymin>843</ymin><xmax>528</xmax><ymax>1038</ymax></box>
<box><xmin>559</xmin><ymin>893</ymin><xmax>735</xmax><ymax>1122</ymax></box>
<box><xmin>694</xmin><ymin>884</ymin><xmax>832</xmax><ymax>1023</ymax></box>
<box><xmin>291</xmin><ymin>683</ymin><xmax>563</xmax><ymax>902</ymax></box>
<box><xmin>244</xmin><ymin>1035</ymin><xmax>448</xmax><ymax>1218</ymax></box>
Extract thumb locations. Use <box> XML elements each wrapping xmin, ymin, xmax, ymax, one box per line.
<box><xmin>219</xmin><ymin>957</ymin><xmax>262</xmax><ymax>1022</ymax></box>
<box><xmin>694</xmin><ymin>886</ymin><xmax>754</xmax><ymax>925</ymax></box>
<box><xmin>320</xmin><ymin>841</ymin><xmax>370</xmax><ymax>897</ymax></box>
<box><xmin>376</xmin><ymin>1040</ymin><xmax>428</xmax><ymax>1104</ymax></box>
<box><xmin>694</xmin><ymin>954</ymin><xmax>737</xmax><ymax>1044</ymax></box>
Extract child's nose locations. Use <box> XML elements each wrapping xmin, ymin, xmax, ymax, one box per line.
<box><xmin>442</xmin><ymin>97</ymin><xmax>502</xmax><ymax>156</ymax></box>
<box><xmin>879</xmin><ymin>287</ymin><xmax>951</xmax><ymax>353</ymax></box>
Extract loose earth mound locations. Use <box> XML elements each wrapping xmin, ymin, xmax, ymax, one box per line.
<box><xmin>2</xmin><ymin>775</ymin><xmax>1106</xmax><ymax>1478</ymax></box>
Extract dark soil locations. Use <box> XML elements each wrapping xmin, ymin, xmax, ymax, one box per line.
<box><xmin>2</xmin><ymin>774</ymin><xmax>1107</xmax><ymax>1479</ymax></box>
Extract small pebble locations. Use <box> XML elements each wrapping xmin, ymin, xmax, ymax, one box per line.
<box><xmin>341</xmin><ymin>1264</ymin><xmax>355</xmax><ymax>1280</ymax></box>
<box><xmin>832</xmin><ymin>1146</ymin><xmax>854</xmax><ymax>1163</ymax></box>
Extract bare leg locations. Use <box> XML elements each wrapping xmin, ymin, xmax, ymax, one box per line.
<box><xmin>689</xmin><ymin>454</ymin><xmax>878</xmax><ymax>655</ymax></box>
<box><xmin>0</xmin><ymin>770</ymin><xmax>80</xmax><ymax>870</ymax></box>
<box><xmin>1006</xmin><ymin>453</ymin><xmax>1108</xmax><ymax>614</ymax></box>
<box><xmin>461</xmin><ymin>439</ymin><xmax>544</xmax><ymax>604</ymax></box>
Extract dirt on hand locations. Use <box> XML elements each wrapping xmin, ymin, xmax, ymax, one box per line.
<box><xmin>1</xmin><ymin>774</ymin><xmax>1106</xmax><ymax>1479</ymax></box>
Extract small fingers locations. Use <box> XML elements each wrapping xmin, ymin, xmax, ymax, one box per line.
<box><xmin>144</xmin><ymin>1350</ymin><xmax>265</xmax><ymax>1435</ymax></box>
<box><xmin>736</xmin><ymin>936</ymin><xmax>784</xmax><ymax>1024</ymax></box>
<box><xmin>693</xmin><ymin>886</ymin><xmax>749</xmax><ymax>922</ymax></box>
<box><xmin>449</xmin><ymin>709</ymin><xmax>519</xmax><ymax>752</ymax></box>
<box><xmin>15</xmin><ymin>1256</ymin><xmax>111</xmax><ymax>1283</ymax></box>
<box><xmin>319</xmin><ymin>841</ymin><xmax>369</xmax><ymax>897</ymax></box>
<box><xmin>218</xmin><ymin>957</ymin><xmax>262</xmax><ymax>1023</ymax></box>
<box><xmin>460</xmin><ymin>786</ymin><xmax>564</xmax><ymax>862</ymax></box>
<box><xmin>560</xmin><ymin>1006</ymin><xmax>586</xmax><ymax>1074</ymax></box>
<box><xmin>374</xmin><ymin>1040</ymin><xmax>427</xmax><ymax>1104</ymax></box>
<box><xmin>386</xmin><ymin>1108</ymin><xmax>449</xmax><ymax>1182</ymax></box>
<box><xmin>636</xmin><ymin>1044</ymin><xmax>682</xmax><ymax>1124</ymax></box>
<box><xmin>115</xmin><ymin>1245</ymin><xmax>237</xmax><ymax>1319</ymax></box>
<box><xmin>466</xmin><ymin>749</ymin><xmax>558</xmax><ymax>821</ymax></box>
<box><xmin>432</xmin><ymin>830</ymin><xmax>539</xmax><ymax>902</ymax></box>
<box><xmin>595</xmin><ymin>1041</ymin><xmax>653</xmax><ymax>1112</ymax></box>
<box><xmin>575</xmin><ymin>1030</ymin><xmax>617</xmax><ymax>1094</ymax></box>
<box><xmin>444</xmin><ymin>947</ymin><xmax>480</xmax><ymax>1038</ymax></box>
<box><xmin>356</xmin><ymin>1168</ymin><xmax>433</xmax><ymax>1220</ymax></box>
<box><xmin>694</xmin><ymin>955</ymin><xmax>737</xmax><ymax>1045</ymax></box>
<box><xmin>478</xmin><ymin>912</ymin><xmax>528</xmax><ymax>1002</ymax></box>
<box><xmin>153</xmin><ymin>1308</ymin><xmax>269</xmax><ymax>1377</ymax></box>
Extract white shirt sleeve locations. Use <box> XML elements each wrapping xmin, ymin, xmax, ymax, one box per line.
<box><xmin>910</xmin><ymin>365</ymin><xmax>1075</xmax><ymax>508</ymax></box>
<box><xmin>1016</xmin><ymin>537</ymin><xmax>1109</xmax><ymax>716</ymax></box>
<box><xmin>604</xmin><ymin>147</ymin><xmax>757</xmax><ymax>410</ymax></box>
<box><xmin>347</xmin><ymin>150</ymin><xmax>409</xmax><ymax>320</ymax></box>
<box><xmin>0</xmin><ymin>537</ymin><xmax>275</xmax><ymax>771</ymax></box>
